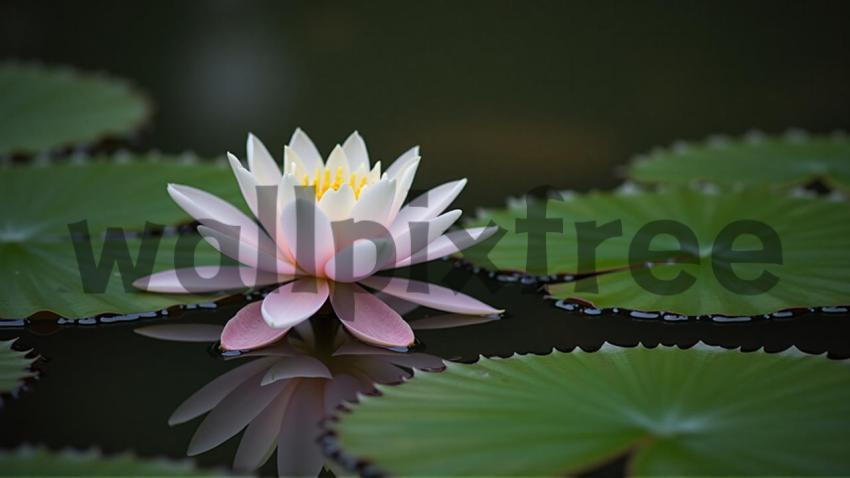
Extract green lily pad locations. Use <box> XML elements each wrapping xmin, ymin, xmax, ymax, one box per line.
<box><xmin>0</xmin><ymin>339</ymin><xmax>36</xmax><ymax>398</ymax></box>
<box><xmin>0</xmin><ymin>446</ymin><xmax>223</xmax><ymax>476</ymax></box>
<box><xmin>0</xmin><ymin>63</ymin><xmax>150</xmax><ymax>156</ymax></box>
<box><xmin>332</xmin><ymin>345</ymin><xmax>850</xmax><ymax>476</ymax></box>
<box><xmin>0</xmin><ymin>157</ymin><xmax>242</xmax><ymax>319</ymax></box>
<box><xmin>463</xmin><ymin>188</ymin><xmax>850</xmax><ymax>316</ymax></box>
<box><xmin>627</xmin><ymin>132</ymin><xmax>850</xmax><ymax>192</ymax></box>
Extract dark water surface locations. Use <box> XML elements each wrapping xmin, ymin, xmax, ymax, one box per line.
<box><xmin>2</xmin><ymin>0</ymin><xmax>850</xmax><ymax>475</ymax></box>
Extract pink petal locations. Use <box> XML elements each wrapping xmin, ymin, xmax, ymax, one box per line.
<box><xmin>135</xmin><ymin>324</ymin><xmax>223</xmax><ymax>343</ymax></box>
<box><xmin>169</xmin><ymin>357</ymin><xmax>278</xmax><ymax>426</ymax></box>
<box><xmin>389</xmin><ymin>179</ymin><xmax>467</xmax><ymax>235</ymax></box>
<box><xmin>276</xmin><ymin>379</ymin><xmax>327</xmax><ymax>477</ymax></box>
<box><xmin>392</xmin><ymin>225</ymin><xmax>499</xmax><ymax>268</ymax></box>
<box><xmin>280</xmin><ymin>199</ymin><xmax>335</xmax><ymax>276</ymax></box>
<box><xmin>329</xmin><ymin>282</ymin><xmax>415</xmax><ymax>348</ymax></box>
<box><xmin>261</xmin><ymin>356</ymin><xmax>332</xmax><ymax>385</ymax></box>
<box><xmin>233</xmin><ymin>382</ymin><xmax>296</xmax><ymax>472</ymax></box>
<box><xmin>187</xmin><ymin>372</ymin><xmax>288</xmax><ymax>456</ymax></box>
<box><xmin>132</xmin><ymin>266</ymin><xmax>284</xmax><ymax>293</ymax></box>
<box><xmin>359</xmin><ymin>276</ymin><xmax>503</xmax><ymax>315</ymax></box>
<box><xmin>221</xmin><ymin>302</ymin><xmax>291</xmax><ymax>351</ymax></box>
<box><xmin>261</xmin><ymin>278</ymin><xmax>329</xmax><ymax>329</ymax></box>
<box><xmin>350</xmin><ymin>357</ymin><xmax>411</xmax><ymax>384</ymax></box>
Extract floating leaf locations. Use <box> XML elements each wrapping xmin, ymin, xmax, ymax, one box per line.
<box><xmin>0</xmin><ymin>63</ymin><xmax>150</xmax><ymax>156</ymax></box>
<box><xmin>0</xmin><ymin>446</ymin><xmax>222</xmax><ymax>476</ymax></box>
<box><xmin>463</xmin><ymin>188</ymin><xmax>850</xmax><ymax>316</ymax></box>
<box><xmin>0</xmin><ymin>339</ymin><xmax>36</xmax><ymax>398</ymax></box>
<box><xmin>627</xmin><ymin>132</ymin><xmax>850</xmax><ymax>192</ymax></box>
<box><xmin>332</xmin><ymin>345</ymin><xmax>850</xmax><ymax>476</ymax></box>
<box><xmin>0</xmin><ymin>157</ymin><xmax>243</xmax><ymax>319</ymax></box>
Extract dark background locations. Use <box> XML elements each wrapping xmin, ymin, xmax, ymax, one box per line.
<box><xmin>1</xmin><ymin>1</ymin><xmax>849</xmax><ymax>475</ymax></box>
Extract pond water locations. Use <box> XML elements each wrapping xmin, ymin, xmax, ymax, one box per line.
<box><xmin>1</xmin><ymin>1</ymin><xmax>849</xmax><ymax>476</ymax></box>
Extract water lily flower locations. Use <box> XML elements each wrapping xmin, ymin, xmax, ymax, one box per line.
<box><xmin>134</xmin><ymin>129</ymin><xmax>501</xmax><ymax>350</ymax></box>
<box><xmin>136</xmin><ymin>321</ymin><xmax>445</xmax><ymax>476</ymax></box>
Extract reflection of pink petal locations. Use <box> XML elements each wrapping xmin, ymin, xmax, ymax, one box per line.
<box><xmin>261</xmin><ymin>278</ymin><xmax>329</xmax><ymax>329</ymax></box>
<box><xmin>351</xmin><ymin>357</ymin><xmax>411</xmax><ymax>384</ymax></box>
<box><xmin>277</xmin><ymin>379</ymin><xmax>327</xmax><ymax>477</ymax></box>
<box><xmin>233</xmin><ymin>381</ymin><xmax>297</xmax><ymax>473</ymax></box>
<box><xmin>332</xmin><ymin>341</ymin><xmax>402</xmax><ymax>357</ymax></box>
<box><xmin>261</xmin><ymin>356</ymin><xmax>332</xmax><ymax>385</ymax></box>
<box><xmin>188</xmin><ymin>372</ymin><xmax>287</xmax><ymax>456</ymax></box>
<box><xmin>135</xmin><ymin>324</ymin><xmax>223</xmax><ymax>342</ymax></box>
<box><xmin>170</xmin><ymin>357</ymin><xmax>278</xmax><ymax>426</ymax></box>
<box><xmin>410</xmin><ymin>314</ymin><xmax>501</xmax><ymax>330</ymax></box>
<box><xmin>381</xmin><ymin>353</ymin><xmax>445</xmax><ymax>371</ymax></box>
<box><xmin>221</xmin><ymin>302</ymin><xmax>290</xmax><ymax>351</ymax></box>
<box><xmin>324</xmin><ymin>374</ymin><xmax>368</xmax><ymax>414</ymax></box>
<box><xmin>133</xmin><ymin>266</ymin><xmax>284</xmax><ymax>293</ymax></box>
<box><xmin>329</xmin><ymin>282</ymin><xmax>415</xmax><ymax>348</ymax></box>
<box><xmin>359</xmin><ymin>276</ymin><xmax>503</xmax><ymax>315</ymax></box>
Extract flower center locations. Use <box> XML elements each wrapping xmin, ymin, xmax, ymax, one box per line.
<box><xmin>301</xmin><ymin>166</ymin><xmax>369</xmax><ymax>201</ymax></box>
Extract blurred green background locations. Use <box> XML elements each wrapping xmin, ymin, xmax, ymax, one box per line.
<box><xmin>2</xmin><ymin>0</ymin><xmax>848</xmax><ymax>208</ymax></box>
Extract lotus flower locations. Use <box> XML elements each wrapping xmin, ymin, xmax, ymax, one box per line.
<box><xmin>136</xmin><ymin>321</ymin><xmax>445</xmax><ymax>476</ymax></box>
<box><xmin>134</xmin><ymin>129</ymin><xmax>501</xmax><ymax>350</ymax></box>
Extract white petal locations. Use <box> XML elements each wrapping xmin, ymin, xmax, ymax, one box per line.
<box><xmin>386</xmin><ymin>145</ymin><xmax>420</xmax><ymax>178</ymax></box>
<box><xmin>317</xmin><ymin>184</ymin><xmax>356</xmax><ymax>222</ymax></box>
<box><xmin>392</xmin><ymin>225</ymin><xmax>498</xmax><ymax>268</ymax></box>
<box><xmin>387</xmin><ymin>157</ymin><xmax>420</xmax><ymax>224</ymax></box>
<box><xmin>391</xmin><ymin>209</ymin><xmax>461</xmax><ymax>263</ymax></box>
<box><xmin>288</xmin><ymin>128</ymin><xmax>324</xmax><ymax>171</ymax></box>
<box><xmin>167</xmin><ymin>183</ymin><xmax>275</xmax><ymax>252</ymax></box>
<box><xmin>132</xmin><ymin>266</ymin><xmax>285</xmax><ymax>293</ymax></box>
<box><xmin>324</xmin><ymin>237</ymin><xmax>394</xmax><ymax>282</ymax></box>
<box><xmin>227</xmin><ymin>153</ymin><xmax>260</xmax><ymax>217</ymax></box>
<box><xmin>281</xmin><ymin>198</ymin><xmax>336</xmax><ymax>275</ymax></box>
<box><xmin>246</xmin><ymin>133</ymin><xmax>281</xmax><ymax>185</ymax></box>
<box><xmin>368</xmin><ymin>161</ymin><xmax>382</xmax><ymax>182</ymax></box>
<box><xmin>198</xmin><ymin>225</ymin><xmax>295</xmax><ymax>275</ymax></box>
<box><xmin>283</xmin><ymin>146</ymin><xmax>312</xmax><ymax>179</ymax></box>
<box><xmin>351</xmin><ymin>179</ymin><xmax>397</xmax><ymax>226</ymax></box>
<box><xmin>389</xmin><ymin>178</ymin><xmax>467</xmax><ymax>235</ymax></box>
<box><xmin>325</xmin><ymin>144</ymin><xmax>350</xmax><ymax>175</ymax></box>
<box><xmin>342</xmin><ymin>131</ymin><xmax>370</xmax><ymax>171</ymax></box>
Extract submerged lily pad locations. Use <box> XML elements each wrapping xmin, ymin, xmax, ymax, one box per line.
<box><xmin>627</xmin><ymin>132</ymin><xmax>850</xmax><ymax>192</ymax></box>
<box><xmin>332</xmin><ymin>345</ymin><xmax>850</xmax><ymax>476</ymax></box>
<box><xmin>0</xmin><ymin>446</ymin><xmax>222</xmax><ymax>476</ymax></box>
<box><xmin>463</xmin><ymin>188</ymin><xmax>850</xmax><ymax>316</ymax></box>
<box><xmin>0</xmin><ymin>63</ymin><xmax>150</xmax><ymax>156</ymax></box>
<box><xmin>0</xmin><ymin>339</ymin><xmax>36</xmax><ymax>398</ymax></box>
<box><xmin>0</xmin><ymin>157</ymin><xmax>242</xmax><ymax>319</ymax></box>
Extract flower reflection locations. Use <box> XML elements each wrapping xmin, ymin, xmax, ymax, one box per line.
<box><xmin>136</xmin><ymin>315</ymin><xmax>472</xmax><ymax>476</ymax></box>
<box><xmin>133</xmin><ymin>129</ymin><xmax>503</xmax><ymax>351</ymax></box>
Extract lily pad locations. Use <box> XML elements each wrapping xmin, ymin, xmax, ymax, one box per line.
<box><xmin>331</xmin><ymin>345</ymin><xmax>850</xmax><ymax>476</ymax></box>
<box><xmin>0</xmin><ymin>339</ymin><xmax>36</xmax><ymax>398</ymax></box>
<box><xmin>0</xmin><ymin>446</ymin><xmax>222</xmax><ymax>476</ymax></box>
<box><xmin>463</xmin><ymin>188</ymin><xmax>850</xmax><ymax>316</ymax></box>
<box><xmin>0</xmin><ymin>157</ymin><xmax>242</xmax><ymax>319</ymax></box>
<box><xmin>0</xmin><ymin>63</ymin><xmax>150</xmax><ymax>156</ymax></box>
<box><xmin>627</xmin><ymin>132</ymin><xmax>850</xmax><ymax>192</ymax></box>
